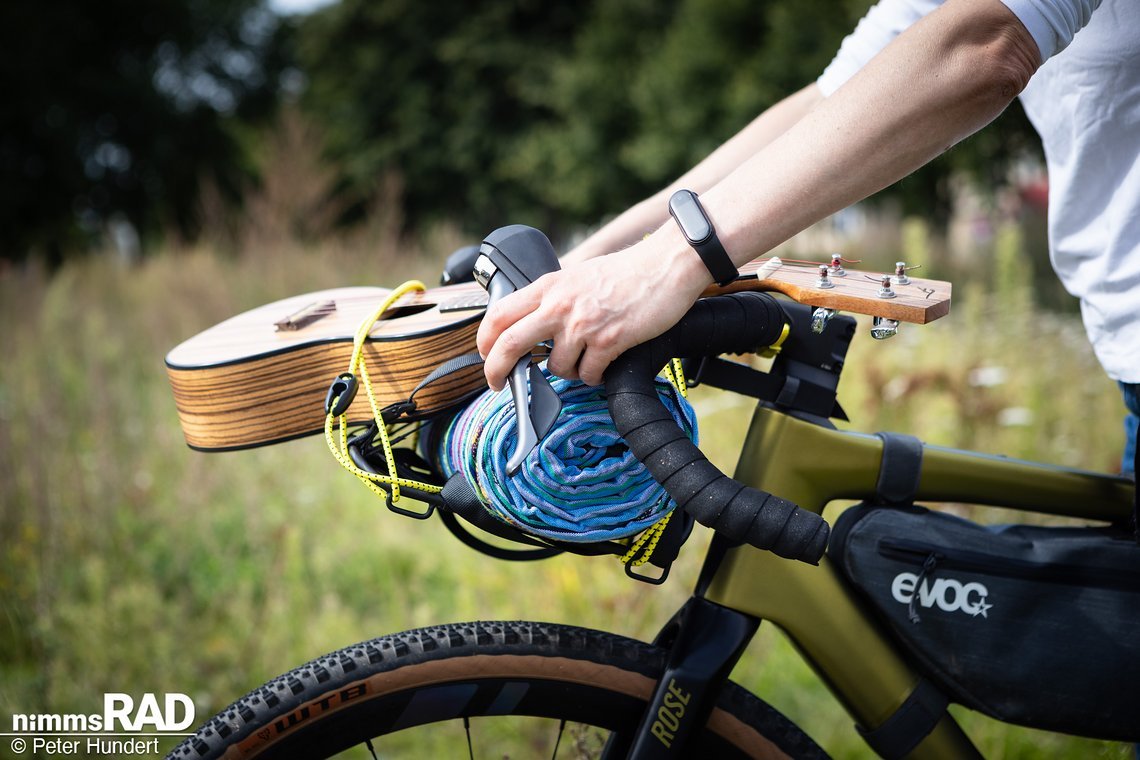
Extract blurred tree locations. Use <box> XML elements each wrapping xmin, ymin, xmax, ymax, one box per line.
<box><xmin>297</xmin><ymin>0</ymin><xmax>864</xmax><ymax>237</ymax></box>
<box><xmin>296</xmin><ymin>0</ymin><xmax>1040</xmax><ymax>241</ymax></box>
<box><xmin>0</xmin><ymin>0</ymin><xmax>288</xmax><ymax>263</ymax></box>
<box><xmin>295</xmin><ymin>0</ymin><xmax>583</xmax><ymax>234</ymax></box>
<box><xmin>5</xmin><ymin>0</ymin><xmax>1041</xmax><ymax>261</ymax></box>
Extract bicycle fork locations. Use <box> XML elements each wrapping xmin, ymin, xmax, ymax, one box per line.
<box><xmin>601</xmin><ymin>595</ymin><xmax>761</xmax><ymax>759</ymax></box>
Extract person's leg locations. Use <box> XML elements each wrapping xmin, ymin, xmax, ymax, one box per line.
<box><xmin>1122</xmin><ymin>382</ymin><xmax>1139</xmax><ymax>476</ymax></box>
<box><xmin>1125</xmin><ymin>384</ymin><xmax>1140</xmax><ymax>759</ymax></box>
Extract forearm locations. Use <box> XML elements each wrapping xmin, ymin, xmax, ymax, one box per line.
<box><xmin>562</xmin><ymin>83</ymin><xmax>824</xmax><ymax>264</ymax></box>
<box><xmin>694</xmin><ymin>0</ymin><xmax>1039</xmax><ymax>267</ymax></box>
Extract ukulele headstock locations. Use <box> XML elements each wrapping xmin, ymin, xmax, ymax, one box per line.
<box><xmin>710</xmin><ymin>255</ymin><xmax>951</xmax><ymax>335</ymax></box>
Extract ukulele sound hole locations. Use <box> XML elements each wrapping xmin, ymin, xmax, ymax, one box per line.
<box><xmin>377</xmin><ymin>303</ymin><xmax>434</xmax><ymax>320</ymax></box>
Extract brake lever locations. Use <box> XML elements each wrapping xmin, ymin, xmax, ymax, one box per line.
<box><xmin>473</xmin><ymin>225</ymin><xmax>563</xmax><ymax>475</ymax></box>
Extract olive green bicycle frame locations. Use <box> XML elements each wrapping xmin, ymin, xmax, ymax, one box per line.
<box><xmin>703</xmin><ymin>404</ymin><xmax>1134</xmax><ymax>758</ymax></box>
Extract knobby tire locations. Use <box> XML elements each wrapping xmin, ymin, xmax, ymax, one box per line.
<box><xmin>167</xmin><ymin>621</ymin><xmax>826</xmax><ymax>759</ymax></box>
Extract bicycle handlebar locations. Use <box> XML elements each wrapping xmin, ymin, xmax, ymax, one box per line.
<box><xmin>604</xmin><ymin>292</ymin><xmax>830</xmax><ymax>564</ymax></box>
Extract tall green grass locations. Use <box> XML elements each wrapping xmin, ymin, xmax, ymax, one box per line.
<box><xmin>0</xmin><ymin>218</ymin><xmax>1130</xmax><ymax>758</ymax></box>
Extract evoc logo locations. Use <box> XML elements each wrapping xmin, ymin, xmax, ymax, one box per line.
<box><xmin>891</xmin><ymin>572</ymin><xmax>993</xmax><ymax>618</ymax></box>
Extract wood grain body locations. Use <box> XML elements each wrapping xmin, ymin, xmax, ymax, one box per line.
<box><xmin>166</xmin><ymin>286</ymin><xmax>486</xmax><ymax>450</ymax></box>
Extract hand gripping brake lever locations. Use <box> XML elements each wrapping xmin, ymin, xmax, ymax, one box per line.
<box><xmin>473</xmin><ymin>225</ymin><xmax>563</xmax><ymax>476</ymax></box>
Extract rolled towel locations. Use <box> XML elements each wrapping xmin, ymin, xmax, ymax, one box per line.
<box><xmin>430</xmin><ymin>367</ymin><xmax>698</xmax><ymax>543</ymax></box>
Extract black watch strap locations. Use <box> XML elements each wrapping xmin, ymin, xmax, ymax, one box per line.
<box><xmin>668</xmin><ymin>189</ymin><xmax>738</xmax><ymax>286</ymax></box>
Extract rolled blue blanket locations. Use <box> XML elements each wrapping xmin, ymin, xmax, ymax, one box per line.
<box><xmin>430</xmin><ymin>368</ymin><xmax>698</xmax><ymax>543</ymax></box>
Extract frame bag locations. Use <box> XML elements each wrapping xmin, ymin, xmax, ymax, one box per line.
<box><xmin>829</xmin><ymin>503</ymin><xmax>1140</xmax><ymax>742</ymax></box>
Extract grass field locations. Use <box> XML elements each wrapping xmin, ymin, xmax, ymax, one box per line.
<box><xmin>0</xmin><ymin>221</ymin><xmax>1132</xmax><ymax>759</ymax></box>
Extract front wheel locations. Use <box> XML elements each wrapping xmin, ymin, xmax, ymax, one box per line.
<box><xmin>168</xmin><ymin>621</ymin><xmax>826</xmax><ymax>759</ymax></box>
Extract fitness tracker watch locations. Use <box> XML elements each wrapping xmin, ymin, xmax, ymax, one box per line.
<box><xmin>667</xmin><ymin>189</ymin><xmax>738</xmax><ymax>286</ymax></box>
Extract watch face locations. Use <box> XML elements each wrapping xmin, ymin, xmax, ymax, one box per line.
<box><xmin>670</xmin><ymin>191</ymin><xmax>713</xmax><ymax>244</ymax></box>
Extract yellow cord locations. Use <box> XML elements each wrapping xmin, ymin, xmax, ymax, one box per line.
<box><xmin>326</xmin><ymin>280</ymin><xmax>443</xmax><ymax>504</ymax></box>
<box><xmin>665</xmin><ymin>357</ymin><xmax>688</xmax><ymax>398</ymax></box>
<box><xmin>620</xmin><ymin>360</ymin><xmax>688</xmax><ymax>566</ymax></box>
<box><xmin>759</xmin><ymin>322</ymin><xmax>792</xmax><ymax>359</ymax></box>
<box><xmin>621</xmin><ymin>512</ymin><xmax>672</xmax><ymax>566</ymax></box>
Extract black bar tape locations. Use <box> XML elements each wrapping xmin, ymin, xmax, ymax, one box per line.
<box><xmin>605</xmin><ymin>293</ymin><xmax>830</xmax><ymax>564</ymax></box>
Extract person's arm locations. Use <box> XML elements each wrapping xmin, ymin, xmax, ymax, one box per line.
<box><xmin>479</xmin><ymin>0</ymin><xmax>1040</xmax><ymax>390</ymax></box>
<box><xmin>562</xmin><ymin>84</ymin><xmax>824</xmax><ymax>265</ymax></box>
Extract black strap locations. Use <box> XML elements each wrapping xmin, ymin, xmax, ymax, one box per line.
<box><xmin>685</xmin><ymin>356</ymin><xmax>848</xmax><ymax>420</ymax></box>
<box><xmin>438</xmin><ymin>473</ymin><xmax>647</xmax><ymax>561</ymax></box>
<box><xmin>668</xmin><ymin>189</ymin><xmax>739</xmax><ymax>286</ymax></box>
<box><xmin>441</xmin><ymin>473</ymin><xmax>553</xmax><ymax>549</ymax></box>
<box><xmin>691</xmin><ymin>234</ymin><xmax>738</xmax><ymax>287</ymax></box>
<box><xmin>875</xmin><ymin>432</ymin><xmax>923</xmax><ymax>507</ymax></box>
<box><xmin>776</xmin><ymin>375</ymin><xmax>800</xmax><ymax>408</ymax></box>
<box><xmin>857</xmin><ymin>678</ymin><xmax>948</xmax><ymax>760</ymax></box>
<box><xmin>409</xmin><ymin>351</ymin><xmax>485</xmax><ymax>405</ymax></box>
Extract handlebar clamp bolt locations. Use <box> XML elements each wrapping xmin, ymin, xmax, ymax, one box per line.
<box><xmin>878</xmin><ymin>275</ymin><xmax>897</xmax><ymax>299</ymax></box>
<box><xmin>816</xmin><ymin>265</ymin><xmax>835</xmax><ymax>289</ymax></box>
<box><xmin>829</xmin><ymin>253</ymin><xmax>847</xmax><ymax>277</ymax></box>
<box><xmin>892</xmin><ymin>261</ymin><xmax>911</xmax><ymax>286</ymax></box>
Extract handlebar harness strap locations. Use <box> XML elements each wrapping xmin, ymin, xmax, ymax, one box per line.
<box><xmin>683</xmin><ymin>355</ymin><xmax>849</xmax><ymax>420</ymax></box>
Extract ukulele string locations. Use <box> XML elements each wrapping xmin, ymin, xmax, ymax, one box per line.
<box><xmin>740</xmin><ymin>255</ymin><xmax>862</xmax><ymax>272</ymax></box>
<box><xmin>279</xmin><ymin>255</ymin><xmax>887</xmax><ymax>326</ymax></box>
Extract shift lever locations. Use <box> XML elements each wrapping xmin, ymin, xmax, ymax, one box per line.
<box><xmin>473</xmin><ymin>225</ymin><xmax>563</xmax><ymax>475</ymax></box>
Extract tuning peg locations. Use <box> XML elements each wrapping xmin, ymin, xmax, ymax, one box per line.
<box><xmin>878</xmin><ymin>275</ymin><xmax>897</xmax><ymax>299</ymax></box>
<box><xmin>892</xmin><ymin>261</ymin><xmax>911</xmax><ymax>285</ymax></box>
<box><xmin>811</xmin><ymin>307</ymin><xmax>837</xmax><ymax>334</ymax></box>
<box><xmin>871</xmin><ymin>316</ymin><xmax>900</xmax><ymax>340</ymax></box>
<box><xmin>816</xmin><ymin>265</ymin><xmax>835</xmax><ymax>289</ymax></box>
<box><xmin>829</xmin><ymin>253</ymin><xmax>847</xmax><ymax>277</ymax></box>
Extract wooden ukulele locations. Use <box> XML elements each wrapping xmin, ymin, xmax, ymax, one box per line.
<box><xmin>165</xmin><ymin>258</ymin><xmax>950</xmax><ymax>451</ymax></box>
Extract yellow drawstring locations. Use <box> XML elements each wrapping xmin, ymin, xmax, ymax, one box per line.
<box><xmin>325</xmin><ymin>281</ymin><xmax>443</xmax><ymax>504</ymax></box>
<box><xmin>759</xmin><ymin>322</ymin><xmax>792</xmax><ymax>359</ymax></box>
